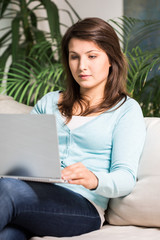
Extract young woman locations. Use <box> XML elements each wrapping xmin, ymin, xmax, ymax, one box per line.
<box><xmin>0</xmin><ymin>17</ymin><xmax>146</xmax><ymax>240</ymax></box>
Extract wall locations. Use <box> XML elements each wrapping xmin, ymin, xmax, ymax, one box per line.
<box><xmin>38</xmin><ymin>0</ymin><xmax>123</xmax><ymax>34</ymax></box>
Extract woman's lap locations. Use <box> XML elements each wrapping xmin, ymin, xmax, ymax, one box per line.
<box><xmin>0</xmin><ymin>178</ymin><xmax>101</xmax><ymax>239</ymax></box>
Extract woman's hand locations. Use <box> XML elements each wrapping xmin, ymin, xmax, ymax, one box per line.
<box><xmin>61</xmin><ymin>162</ymin><xmax>98</xmax><ymax>190</ymax></box>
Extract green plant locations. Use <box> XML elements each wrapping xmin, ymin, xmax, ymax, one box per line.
<box><xmin>109</xmin><ymin>16</ymin><xmax>160</xmax><ymax>117</ymax></box>
<box><xmin>0</xmin><ymin>0</ymin><xmax>80</xmax><ymax>105</ymax></box>
<box><xmin>0</xmin><ymin>0</ymin><xmax>61</xmax><ymax>70</ymax></box>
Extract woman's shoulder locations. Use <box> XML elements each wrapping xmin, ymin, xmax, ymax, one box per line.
<box><xmin>108</xmin><ymin>96</ymin><xmax>144</xmax><ymax>122</ymax></box>
<box><xmin>111</xmin><ymin>96</ymin><xmax>146</xmax><ymax>136</ymax></box>
<box><xmin>37</xmin><ymin>90</ymin><xmax>61</xmax><ymax>107</ymax></box>
<box><xmin>116</xmin><ymin>96</ymin><xmax>144</xmax><ymax>121</ymax></box>
<box><xmin>122</xmin><ymin>96</ymin><xmax>142</xmax><ymax>112</ymax></box>
<box><xmin>31</xmin><ymin>91</ymin><xmax>60</xmax><ymax>114</ymax></box>
<box><xmin>41</xmin><ymin>90</ymin><xmax>60</xmax><ymax>101</ymax></box>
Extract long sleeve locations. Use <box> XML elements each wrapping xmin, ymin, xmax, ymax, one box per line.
<box><xmin>93</xmin><ymin>99</ymin><xmax>146</xmax><ymax>198</ymax></box>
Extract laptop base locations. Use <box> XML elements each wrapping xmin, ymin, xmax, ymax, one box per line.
<box><xmin>0</xmin><ymin>176</ymin><xmax>66</xmax><ymax>183</ymax></box>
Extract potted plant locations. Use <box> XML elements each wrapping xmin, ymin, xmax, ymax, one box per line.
<box><xmin>0</xmin><ymin>0</ymin><xmax>80</xmax><ymax>105</ymax></box>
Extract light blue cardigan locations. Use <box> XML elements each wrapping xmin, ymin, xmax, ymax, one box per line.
<box><xmin>31</xmin><ymin>91</ymin><xmax>146</xmax><ymax>210</ymax></box>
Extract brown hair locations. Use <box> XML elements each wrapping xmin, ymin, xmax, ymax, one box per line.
<box><xmin>58</xmin><ymin>17</ymin><xmax>128</xmax><ymax>121</ymax></box>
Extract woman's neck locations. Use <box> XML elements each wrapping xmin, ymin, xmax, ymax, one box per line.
<box><xmin>80</xmin><ymin>89</ymin><xmax>104</xmax><ymax>107</ymax></box>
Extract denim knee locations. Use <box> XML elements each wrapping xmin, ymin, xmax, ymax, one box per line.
<box><xmin>0</xmin><ymin>178</ymin><xmax>24</xmax><ymax>203</ymax></box>
<box><xmin>0</xmin><ymin>178</ymin><xmax>37</xmax><ymax>203</ymax></box>
<box><xmin>0</xmin><ymin>178</ymin><xmax>16</xmax><ymax>192</ymax></box>
<box><xmin>0</xmin><ymin>226</ymin><xmax>28</xmax><ymax>240</ymax></box>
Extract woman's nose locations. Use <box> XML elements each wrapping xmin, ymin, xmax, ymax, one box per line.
<box><xmin>79</xmin><ymin>58</ymin><xmax>87</xmax><ymax>70</ymax></box>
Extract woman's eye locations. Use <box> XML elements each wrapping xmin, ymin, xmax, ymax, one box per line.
<box><xmin>70</xmin><ymin>55</ymin><xmax>79</xmax><ymax>60</ymax></box>
<box><xmin>89</xmin><ymin>55</ymin><xmax>96</xmax><ymax>59</ymax></box>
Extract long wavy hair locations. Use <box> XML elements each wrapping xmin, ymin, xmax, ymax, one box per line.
<box><xmin>58</xmin><ymin>17</ymin><xmax>128</xmax><ymax>121</ymax></box>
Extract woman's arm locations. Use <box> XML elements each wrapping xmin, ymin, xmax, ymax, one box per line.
<box><xmin>93</xmin><ymin>100</ymin><xmax>146</xmax><ymax>198</ymax></box>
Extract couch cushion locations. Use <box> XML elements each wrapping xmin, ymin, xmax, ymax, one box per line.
<box><xmin>30</xmin><ymin>225</ymin><xmax>160</xmax><ymax>240</ymax></box>
<box><xmin>106</xmin><ymin>117</ymin><xmax>160</xmax><ymax>227</ymax></box>
<box><xmin>0</xmin><ymin>95</ymin><xmax>32</xmax><ymax>113</ymax></box>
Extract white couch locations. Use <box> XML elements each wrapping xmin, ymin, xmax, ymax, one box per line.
<box><xmin>0</xmin><ymin>94</ymin><xmax>160</xmax><ymax>240</ymax></box>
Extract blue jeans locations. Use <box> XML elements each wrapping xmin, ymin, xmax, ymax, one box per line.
<box><xmin>0</xmin><ymin>178</ymin><xmax>101</xmax><ymax>240</ymax></box>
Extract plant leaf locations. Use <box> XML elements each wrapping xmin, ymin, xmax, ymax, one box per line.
<box><xmin>40</xmin><ymin>0</ymin><xmax>61</xmax><ymax>40</ymax></box>
<box><xmin>0</xmin><ymin>0</ymin><xmax>11</xmax><ymax>17</ymax></box>
<box><xmin>12</xmin><ymin>14</ymin><xmax>20</xmax><ymax>62</ymax></box>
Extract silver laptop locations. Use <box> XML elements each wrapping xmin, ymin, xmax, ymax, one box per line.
<box><xmin>0</xmin><ymin>114</ymin><xmax>65</xmax><ymax>183</ymax></box>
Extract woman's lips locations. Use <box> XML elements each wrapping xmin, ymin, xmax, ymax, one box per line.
<box><xmin>78</xmin><ymin>74</ymin><xmax>91</xmax><ymax>79</ymax></box>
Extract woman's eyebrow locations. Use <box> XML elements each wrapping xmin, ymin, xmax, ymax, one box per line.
<box><xmin>86</xmin><ymin>50</ymin><xmax>101</xmax><ymax>53</ymax></box>
<box><xmin>69</xmin><ymin>51</ymin><xmax>77</xmax><ymax>54</ymax></box>
<box><xmin>69</xmin><ymin>50</ymin><xmax>101</xmax><ymax>54</ymax></box>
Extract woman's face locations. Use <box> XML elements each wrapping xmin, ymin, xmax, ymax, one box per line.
<box><xmin>68</xmin><ymin>38</ymin><xmax>111</xmax><ymax>96</ymax></box>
